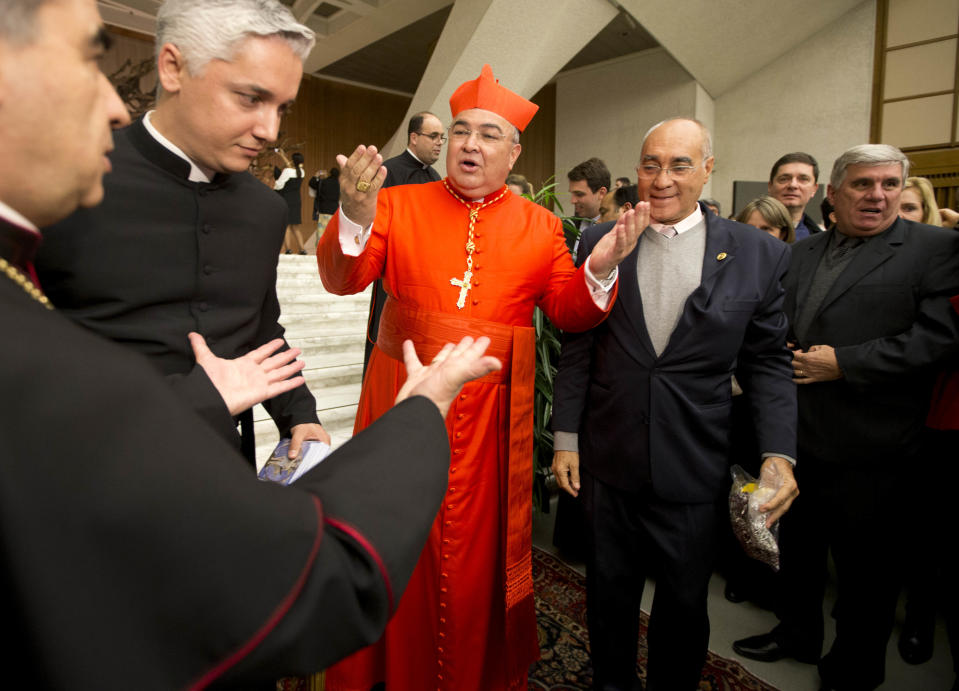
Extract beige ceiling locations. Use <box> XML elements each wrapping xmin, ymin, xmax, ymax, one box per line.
<box><xmin>97</xmin><ymin>0</ymin><xmax>866</xmax><ymax>97</ymax></box>
<box><xmin>97</xmin><ymin>0</ymin><xmax>658</xmax><ymax>95</ymax></box>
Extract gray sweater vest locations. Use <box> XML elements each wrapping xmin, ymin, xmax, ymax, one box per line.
<box><xmin>638</xmin><ymin>219</ymin><xmax>707</xmax><ymax>356</ymax></box>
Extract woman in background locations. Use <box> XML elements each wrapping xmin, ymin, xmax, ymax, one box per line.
<box><xmin>899</xmin><ymin>176</ymin><xmax>942</xmax><ymax>226</ymax></box>
<box><xmin>505</xmin><ymin>173</ymin><xmax>533</xmax><ymax>197</ymax></box>
<box><xmin>736</xmin><ymin>195</ymin><xmax>795</xmax><ymax>243</ymax></box>
<box><xmin>275</xmin><ymin>151</ymin><xmax>306</xmax><ymax>254</ymax></box>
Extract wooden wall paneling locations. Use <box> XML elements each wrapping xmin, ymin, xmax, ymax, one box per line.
<box><xmin>870</xmin><ymin>0</ymin><xmax>888</xmax><ymax>144</ymax></box>
<box><xmin>514</xmin><ymin>83</ymin><xmax>557</xmax><ymax>197</ymax></box>
<box><xmin>909</xmin><ymin>149</ymin><xmax>959</xmax><ymax>212</ymax></box>
<box><xmin>276</xmin><ymin>75</ymin><xmax>411</xmax><ymax>223</ymax></box>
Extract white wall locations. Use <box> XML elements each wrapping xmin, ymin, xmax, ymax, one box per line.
<box><xmin>552</xmin><ymin>1</ymin><xmax>876</xmax><ymax>217</ymax></box>
<box><xmin>712</xmin><ymin>1</ymin><xmax>876</xmax><ymax>214</ymax></box>
<box><xmin>553</xmin><ymin>48</ymin><xmax>702</xmax><ymax>208</ymax></box>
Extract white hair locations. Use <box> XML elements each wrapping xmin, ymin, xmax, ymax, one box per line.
<box><xmin>0</xmin><ymin>0</ymin><xmax>55</xmax><ymax>45</ymax></box>
<box><xmin>829</xmin><ymin>144</ymin><xmax>909</xmax><ymax>189</ymax></box>
<box><xmin>156</xmin><ymin>0</ymin><xmax>315</xmax><ymax>75</ymax></box>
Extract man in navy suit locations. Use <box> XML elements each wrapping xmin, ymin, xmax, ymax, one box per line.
<box><xmin>551</xmin><ymin>118</ymin><xmax>799</xmax><ymax>691</ymax></box>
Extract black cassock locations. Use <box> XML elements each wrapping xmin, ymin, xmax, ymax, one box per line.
<box><xmin>2</xmin><ymin>216</ymin><xmax>452</xmax><ymax>689</ymax></box>
<box><xmin>36</xmin><ymin>118</ymin><xmax>319</xmax><ymax>459</ymax></box>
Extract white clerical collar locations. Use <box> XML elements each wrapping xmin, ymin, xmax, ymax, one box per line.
<box><xmin>651</xmin><ymin>205</ymin><xmax>703</xmax><ymax>235</ymax></box>
<box><xmin>406</xmin><ymin>148</ymin><xmax>429</xmax><ymax>168</ymax></box>
<box><xmin>0</xmin><ymin>200</ymin><xmax>39</xmax><ymax>234</ymax></box>
<box><xmin>143</xmin><ymin>110</ymin><xmax>214</xmax><ymax>183</ymax></box>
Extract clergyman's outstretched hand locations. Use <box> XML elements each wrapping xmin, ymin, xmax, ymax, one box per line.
<box><xmin>396</xmin><ymin>337</ymin><xmax>502</xmax><ymax>417</ymax></box>
<box><xmin>189</xmin><ymin>333</ymin><xmax>305</xmax><ymax>416</ymax></box>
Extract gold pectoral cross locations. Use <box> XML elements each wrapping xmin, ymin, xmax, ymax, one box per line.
<box><xmin>450</xmin><ymin>269</ymin><xmax>473</xmax><ymax>309</ymax></box>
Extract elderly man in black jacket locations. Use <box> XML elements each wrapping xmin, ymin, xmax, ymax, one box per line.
<box><xmin>734</xmin><ymin>144</ymin><xmax>959</xmax><ymax>691</ymax></box>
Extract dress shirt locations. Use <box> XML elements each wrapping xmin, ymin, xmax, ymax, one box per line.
<box><xmin>650</xmin><ymin>205</ymin><xmax>703</xmax><ymax>235</ymax></box>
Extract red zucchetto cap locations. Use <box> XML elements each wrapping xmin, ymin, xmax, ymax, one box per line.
<box><xmin>448</xmin><ymin>64</ymin><xmax>539</xmax><ymax>132</ymax></box>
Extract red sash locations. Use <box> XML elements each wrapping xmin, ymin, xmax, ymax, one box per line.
<box><xmin>376</xmin><ymin>297</ymin><xmax>538</xmax><ymax>683</ymax></box>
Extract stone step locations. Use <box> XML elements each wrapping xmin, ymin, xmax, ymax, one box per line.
<box><xmin>279</xmin><ymin>302</ymin><xmax>368</xmax><ymax>316</ymax></box>
<box><xmin>292</xmin><ymin>342</ymin><xmax>364</xmax><ymax>370</ymax></box>
<box><xmin>252</xmin><ymin>381</ymin><xmax>362</xmax><ymax>422</ymax></box>
<box><xmin>255</xmin><ymin>254</ymin><xmax>367</xmax><ymax>466</ymax></box>
<box><xmin>277</xmin><ymin>290</ymin><xmax>370</xmax><ymax>313</ymax></box>
<box><xmin>276</xmin><ymin>288</ymin><xmax>370</xmax><ymax>303</ymax></box>
<box><xmin>275</xmin><ymin>254</ymin><xmax>321</xmax><ymax>272</ymax></box>
<box><xmin>275</xmin><ymin>274</ymin><xmax>373</xmax><ymax>291</ymax></box>
<box><xmin>281</xmin><ymin>332</ymin><xmax>366</xmax><ymax>359</ymax></box>
<box><xmin>279</xmin><ymin>312</ymin><xmax>369</xmax><ymax>334</ymax></box>
<box><xmin>253</xmin><ymin>403</ymin><xmax>359</xmax><ymax>466</ymax></box>
<box><xmin>300</xmin><ymin>363</ymin><xmax>363</xmax><ymax>390</ymax></box>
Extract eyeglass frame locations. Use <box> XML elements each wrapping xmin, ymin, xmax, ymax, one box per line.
<box><xmin>414</xmin><ymin>131</ymin><xmax>447</xmax><ymax>143</ymax></box>
<box><xmin>636</xmin><ymin>162</ymin><xmax>700</xmax><ymax>180</ymax></box>
<box><xmin>447</xmin><ymin>124</ymin><xmax>510</xmax><ymax>145</ymax></box>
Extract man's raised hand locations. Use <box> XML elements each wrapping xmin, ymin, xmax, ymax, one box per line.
<box><xmin>189</xmin><ymin>333</ymin><xmax>305</xmax><ymax>415</ymax></box>
<box><xmin>588</xmin><ymin>201</ymin><xmax>651</xmax><ymax>277</ymax></box>
<box><xmin>336</xmin><ymin>145</ymin><xmax>388</xmax><ymax>229</ymax></box>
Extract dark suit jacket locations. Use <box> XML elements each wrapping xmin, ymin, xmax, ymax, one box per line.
<box><xmin>794</xmin><ymin>211</ymin><xmax>823</xmax><ymax>239</ymax></box>
<box><xmin>35</xmin><ymin>118</ymin><xmax>319</xmax><ymax>447</ymax></box>
<box><xmin>553</xmin><ymin>208</ymin><xmax>797</xmax><ymax>502</ymax></box>
<box><xmin>783</xmin><ymin>219</ymin><xmax>959</xmax><ymax>464</ymax></box>
<box><xmin>2</xmin><ymin>216</ymin><xmax>451</xmax><ymax>688</ymax></box>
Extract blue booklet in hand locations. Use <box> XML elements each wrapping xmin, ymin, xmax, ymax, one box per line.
<box><xmin>258</xmin><ymin>438</ymin><xmax>331</xmax><ymax>486</ymax></box>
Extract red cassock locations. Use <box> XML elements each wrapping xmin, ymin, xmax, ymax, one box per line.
<box><xmin>317</xmin><ymin>180</ymin><xmax>615</xmax><ymax>690</ymax></box>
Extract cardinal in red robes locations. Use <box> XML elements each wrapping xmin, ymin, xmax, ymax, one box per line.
<box><xmin>318</xmin><ymin>64</ymin><xmax>648</xmax><ymax>690</ymax></box>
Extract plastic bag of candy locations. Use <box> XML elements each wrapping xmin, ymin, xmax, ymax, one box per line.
<box><xmin>728</xmin><ymin>463</ymin><xmax>782</xmax><ymax>571</ymax></box>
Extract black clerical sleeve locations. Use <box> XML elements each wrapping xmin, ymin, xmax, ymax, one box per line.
<box><xmin>1</xmin><ymin>281</ymin><xmax>450</xmax><ymax>690</ymax></box>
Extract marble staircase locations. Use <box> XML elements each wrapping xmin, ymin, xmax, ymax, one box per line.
<box><xmin>252</xmin><ymin>254</ymin><xmax>370</xmax><ymax>466</ymax></box>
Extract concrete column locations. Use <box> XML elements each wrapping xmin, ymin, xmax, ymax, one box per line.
<box><xmin>383</xmin><ymin>0</ymin><xmax>617</xmax><ymax>172</ymax></box>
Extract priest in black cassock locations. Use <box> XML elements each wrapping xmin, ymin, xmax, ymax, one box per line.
<box><xmin>36</xmin><ymin>0</ymin><xmax>328</xmax><ymax>466</ymax></box>
<box><xmin>363</xmin><ymin>111</ymin><xmax>446</xmax><ymax>370</ymax></box>
<box><xmin>0</xmin><ymin>0</ymin><xmax>501</xmax><ymax>687</ymax></box>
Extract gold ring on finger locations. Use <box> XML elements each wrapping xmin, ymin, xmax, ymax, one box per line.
<box><xmin>355</xmin><ymin>179</ymin><xmax>371</xmax><ymax>193</ymax></box>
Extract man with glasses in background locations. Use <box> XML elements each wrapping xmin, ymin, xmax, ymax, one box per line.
<box><xmin>552</xmin><ymin>117</ymin><xmax>798</xmax><ymax>690</ymax></box>
<box><xmin>318</xmin><ymin>64</ymin><xmax>647</xmax><ymax>691</ymax></box>
<box><xmin>383</xmin><ymin>111</ymin><xmax>445</xmax><ymax>187</ymax></box>
<box><xmin>364</xmin><ymin>111</ymin><xmax>446</xmax><ymax>369</ymax></box>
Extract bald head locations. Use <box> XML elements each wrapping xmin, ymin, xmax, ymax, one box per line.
<box><xmin>636</xmin><ymin>118</ymin><xmax>714</xmax><ymax>225</ymax></box>
<box><xmin>642</xmin><ymin>118</ymin><xmax>712</xmax><ymax>161</ymax></box>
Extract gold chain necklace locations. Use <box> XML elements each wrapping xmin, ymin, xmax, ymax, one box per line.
<box><xmin>0</xmin><ymin>257</ymin><xmax>53</xmax><ymax>309</ymax></box>
<box><xmin>442</xmin><ymin>179</ymin><xmax>509</xmax><ymax>309</ymax></box>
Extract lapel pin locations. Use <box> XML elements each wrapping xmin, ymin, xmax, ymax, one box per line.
<box><xmin>717</xmin><ymin>252</ymin><xmax>727</xmax><ymax>261</ymax></box>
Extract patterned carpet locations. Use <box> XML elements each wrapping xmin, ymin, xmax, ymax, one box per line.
<box><xmin>529</xmin><ymin>547</ymin><xmax>779</xmax><ymax>691</ymax></box>
<box><xmin>282</xmin><ymin>547</ymin><xmax>778</xmax><ymax>690</ymax></box>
